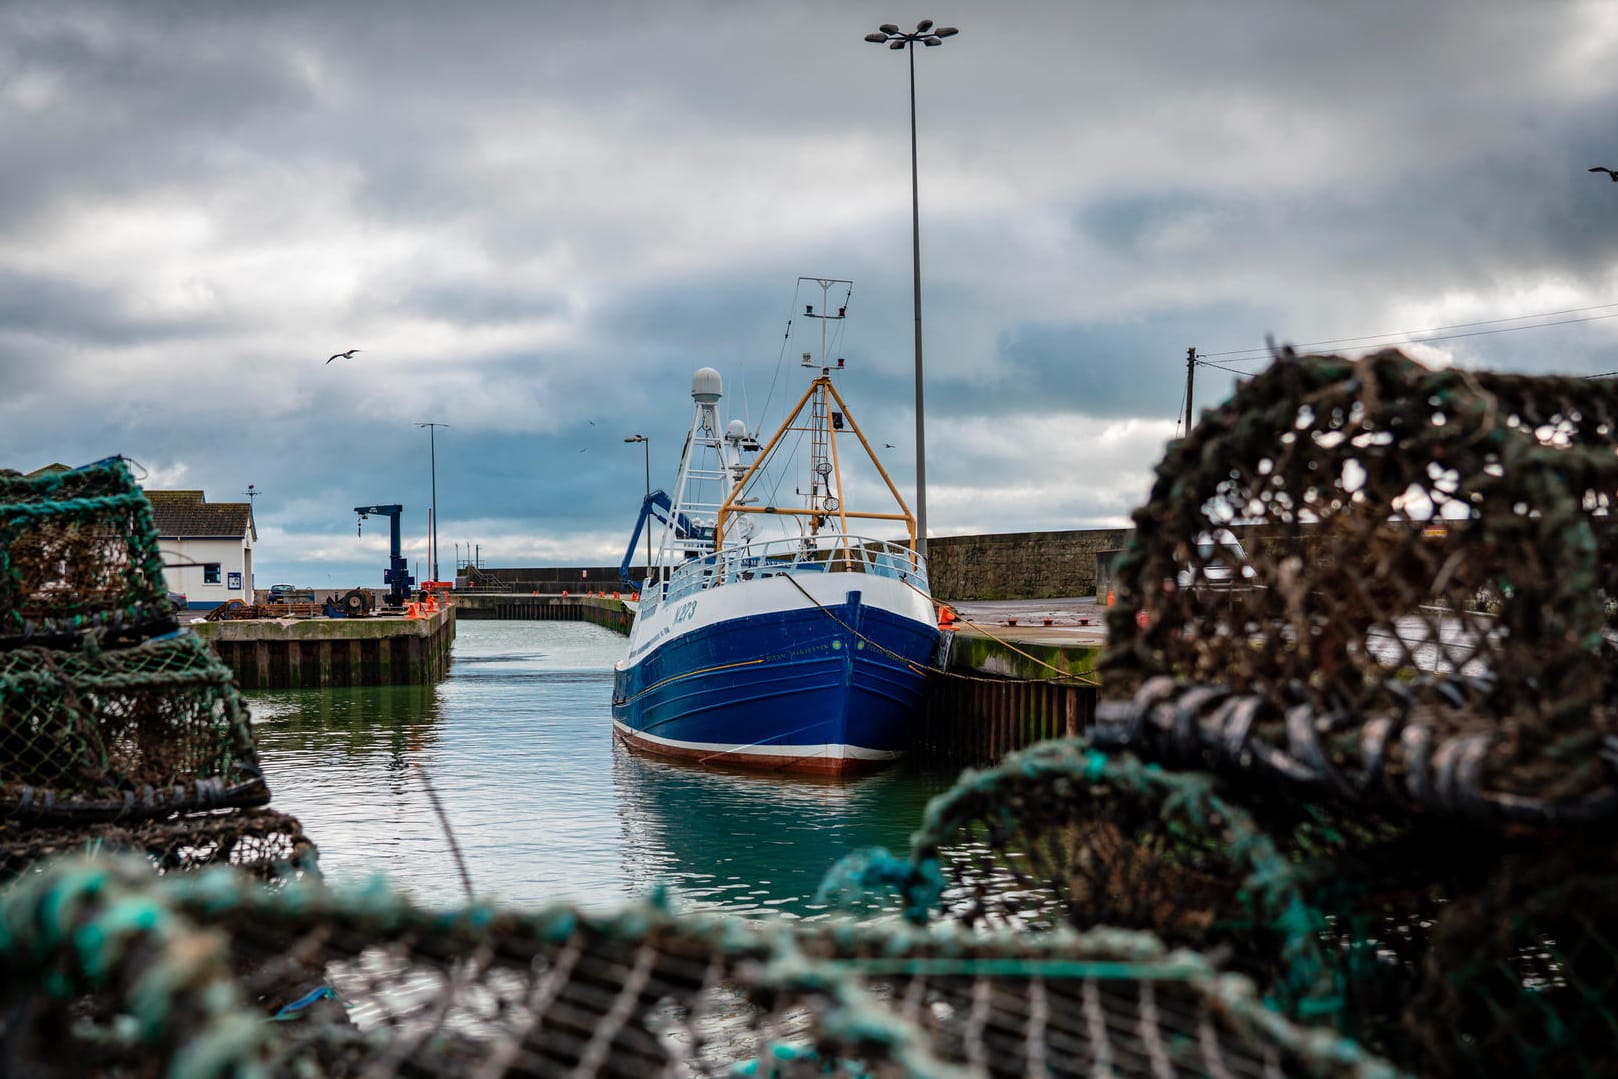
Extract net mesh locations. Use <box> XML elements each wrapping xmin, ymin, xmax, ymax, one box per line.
<box><xmin>0</xmin><ymin>854</ymin><xmax>1404</xmax><ymax>1079</ymax></box>
<box><xmin>0</xmin><ymin>634</ymin><xmax>268</xmax><ymax>819</ymax></box>
<box><xmin>1098</xmin><ymin>349</ymin><xmax>1618</xmax><ymax>825</ymax></box>
<box><xmin>0</xmin><ymin>806</ymin><xmax>316</xmax><ymax>882</ymax></box>
<box><xmin>1084</xmin><ymin>349</ymin><xmax>1618</xmax><ymax>1075</ymax></box>
<box><xmin>818</xmin><ymin>740</ymin><xmax>1343</xmax><ymax>1022</ymax></box>
<box><xmin>0</xmin><ymin>459</ymin><xmax>176</xmax><ymax>646</ymax></box>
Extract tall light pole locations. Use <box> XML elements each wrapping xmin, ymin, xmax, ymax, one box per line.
<box><xmin>624</xmin><ymin>435</ymin><xmax>651</xmax><ymax>586</ymax></box>
<box><xmin>417</xmin><ymin>422</ymin><xmax>448</xmax><ymax>583</ymax></box>
<box><xmin>866</xmin><ymin>19</ymin><xmax>957</xmax><ymax>559</ymax></box>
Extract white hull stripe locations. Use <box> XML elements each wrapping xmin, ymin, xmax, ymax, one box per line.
<box><xmin>612</xmin><ymin>719</ymin><xmax>901</xmax><ymax>761</ymax></box>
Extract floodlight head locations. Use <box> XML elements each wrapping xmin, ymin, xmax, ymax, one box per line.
<box><xmin>916</xmin><ymin>18</ymin><xmax>933</xmax><ymax>31</ymax></box>
<box><xmin>936</xmin><ymin>26</ymin><xmax>958</xmax><ymax>37</ymax></box>
<box><xmin>879</xmin><ymin>23</ymin><xmax>899</xmax><ymax>33</ymax></box>
<box><xmin>923</xmin><ymin>37</ymin><xmax>940</xmax><ymax>45</ymax></box>
<box><xmin>888</xmin><ymin>39</ymin><xmax>905</xmax><ymax>49</ymax></box>
<box><xmin>864</xmin><ymin>32</ymin><xmax>888</xmax><ymax>43</ymax></box>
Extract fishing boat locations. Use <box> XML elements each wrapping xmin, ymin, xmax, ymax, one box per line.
<box><xmin>611</xmin><ymin>278</ymin><xmax>940</xmax><ymax>775</ymax></box>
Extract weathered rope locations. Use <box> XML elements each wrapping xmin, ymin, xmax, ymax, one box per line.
<box><xmin>0</xmin><ymin>854</ymin><xmax>1409</xmax><ymax>1079</ymax></box>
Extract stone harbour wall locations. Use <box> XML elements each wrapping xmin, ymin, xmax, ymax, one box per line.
<box><xmin>926</xmin><ymin>528</ymin><xmax>1132</xmax><ymax>602</ymax></box>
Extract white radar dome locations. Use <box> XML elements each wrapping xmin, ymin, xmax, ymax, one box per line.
<box><xmin>725</xmin><ymin>419</ymin><xmax>748</xmax><ymax>441</ymax></box>
<box><xmin>691</xmin><ymin>368</ymin><xmax>723</xmax><ymax>403</ymax></box>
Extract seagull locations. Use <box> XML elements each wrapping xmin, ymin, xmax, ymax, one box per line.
<box><xmin>326</xmin><ymin>348</ymin><xmax>363</xmax><ymax>364</ymax></box>
<box><xmin>1590</xmin><ymin>167</ymin><xmax>1618</xmax><ymax>181</ymax></box>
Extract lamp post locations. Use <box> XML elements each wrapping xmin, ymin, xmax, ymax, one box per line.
<box><xmin>866</xmin><ymin>18</ymin><xmax>957</xmax><ymax>559</ymax></box>
<box><xmin>624</xmin><ymin>435</ymin><xmax>651</xmax><ymax>586</ymax></box>
<box><xmin>417</xmin><ymin>422</ymin><xmax>448</xmax><ymax>583</ymax></box>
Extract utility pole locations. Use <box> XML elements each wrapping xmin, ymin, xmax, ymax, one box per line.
<box><xmin>416</xmin><ymin>422</ymin><xmax>448</xmax><ymax>582</ymax></box>
<box><xmin>1183</xmin><ymin>347</ymin><xmax>1197</xmax><ymax>435</ymax></box>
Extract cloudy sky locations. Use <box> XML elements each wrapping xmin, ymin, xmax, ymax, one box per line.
<box><xmin>5</xmin><ymin>1</ymin><xmax>1618</xmax><ymax>591</ymax></box>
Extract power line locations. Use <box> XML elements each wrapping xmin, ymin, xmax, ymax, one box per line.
<box><xmin>1198</xmin><ymin>358</ymin><xmax>1260</xmax><ymax>376</ymax></box>
<box><xmin>1201</xmin><ymin>301</ymin><xmax>1618</xmax><ymax>360</ymax></box>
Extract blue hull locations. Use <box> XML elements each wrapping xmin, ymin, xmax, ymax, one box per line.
<box><xmin>612</xmin><ymin>593</ymin><xmax>937</xmax><ymax>774</ymax></box>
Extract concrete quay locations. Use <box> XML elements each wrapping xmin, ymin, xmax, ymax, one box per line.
<box><xmin>192</xmin><ymin>606</ymin><xmax>455</xmax><ymax>689</ymax></box>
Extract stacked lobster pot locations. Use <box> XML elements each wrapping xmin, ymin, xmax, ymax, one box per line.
<box><xmin>0</xmin><ymin>458</ymin><xmax>315</xmax><ymax>881</ymax></box>
<box><xmin>1088</xmin><ymin>350</ymin><xmax>1618</xmax><ymax>1076</ymax></box>
<box><xmin>825</xmin><ymin>352</ymin><xmax>1618</xmax><ymax>1076</ymax></box>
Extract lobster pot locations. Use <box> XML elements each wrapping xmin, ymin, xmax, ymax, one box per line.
<box><xmin>0</xmin><ymin>807</ymin><xmax>316</xmax><ymax>883</ymax></box>
<box><xmin>0</xmin><ymin>854</ymin><xmax>1403</xmax><ymax>1079</ymax></box>
<box><xmin>1101</xmin><ymin>351</ymin><xmax>1618</xmax><ymax>827</ymax></box>
<box><xmin>1400</xmin><ymin>834</ymin><xmax>1618</xmax><ymax>1079</ymax></box>
<box><xmin>0</xmin><ymin>459</ymin><xmax>175</xmax><ymax>646</ymax></box>
<box><xmin>0</xmin><ymin>634</ymin><xmax>268</xmax><ymax>821</ymax></box>
<box><xmin>817</xmin><ymin>739</ymin><xmax>1349</xmax><ymax>1023</ymax></box>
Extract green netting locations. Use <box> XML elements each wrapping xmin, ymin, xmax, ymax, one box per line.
<box><xmin>1403</xmin><ymin>834</ymin><xmax>1618</xmax><ymax>1077</ymax></box>
<box><xmin>1086</xmin><ymin>349</ymin><xmax>1618</xmax><ymax>1075</ymax></box>
<box><xmin>0</xmin><ymin>634</ymin><xmax>268</xmax><ymax>820</ymax></box>
<box><xmin>1099</xmin><ymin>349</ymin><xmax>1618</xmax><ymax>823</ymax></box>
<box><xmin>818</xmin><ymin>739</ymin><xmax>1349</xmax><ymax>1023</ymax></box>
<box><xmin>0</xmin><ymin>459</ymin><xmax>176</xmax><ymax>646</ymax></box>
<box><xmin>0</xmin><ymin>854</ymin><xmax>1405</xmax><ymax>1079</ymax></box>
<box><xmin>0</xmin><ymin>807</ymin><xmax>317</xmax><ymax>883</ymax></box>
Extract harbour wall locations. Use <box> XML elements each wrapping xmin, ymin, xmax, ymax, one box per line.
<box><xmin>461</xmin><ymin>527</ymin><xmax>1139</xmax><ymax>604</ymax></box>
<box><xmin>193</xmin><ymin>607</ymin><xmax>455</xmax><ymax>689</ymax></box>
<box><xmin>925</xmin><ymin>529</ymin><xmax>1131</xmax><ymax>601</ymax></box>
<box><xmin>451</xmin><ymin>592</ymin><xmax>634</xmax><ymax>632</ymax></box>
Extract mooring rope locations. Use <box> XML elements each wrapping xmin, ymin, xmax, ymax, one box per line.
<box><xmin>780</xmin><ymin>571</ymin><xmax>931</xmax><ymax>674</ymax></box>
<box><xmin>895</xmin><ymin>575</ymin><xmax>1100</xmax><ymax>687</ymax></box>
<box><xmin>415</xmin><ymin>760</ymin><xmax>475</xmax><ymax>902</ymax></box>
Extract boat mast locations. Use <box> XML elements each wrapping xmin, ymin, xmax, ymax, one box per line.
<box><xmin>800</xmin><ymin>278</ymin><xmax>851</xmax><ymax>538</ymax></box>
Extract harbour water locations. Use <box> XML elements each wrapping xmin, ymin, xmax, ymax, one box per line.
<box><xmin>250</xmin><ymin>619</ymin><xmax>962</xmax><ymax>918</ymax></box>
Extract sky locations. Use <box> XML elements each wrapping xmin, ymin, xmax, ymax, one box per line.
<box><xmin>4</xmin><ymin>0</ymin><xmax>1618</xmax><ymax>592</ymax></box>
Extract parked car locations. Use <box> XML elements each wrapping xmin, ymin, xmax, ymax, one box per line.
<box><xmin>268</xmin><ymin>583</ymin><xmax>299</xmax><ymax>601</ymax></box>
<box><xmin>1175</xmin><ymin>529</ymin><xmax>1257</xmax><ymax>589</ymax></box>
<box><xmin>167</xmin><ymin>591</ymin><xmax>188</xmax><ymax>610</ymax></box>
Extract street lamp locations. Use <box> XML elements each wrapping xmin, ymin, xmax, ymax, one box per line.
<box><xmin>866</xmin><ymin>18</ymin><xmax>957</xmax><ymax>560</ymax></box>
<box><xmin>624</xmin><ymin>435</ymin><xmax>651</xmax><ymax>587</ymax></box>
<box><xmin>417</xmin><ymin>422</ymin><xmax>448</xmax><ymax>583</ymax></box>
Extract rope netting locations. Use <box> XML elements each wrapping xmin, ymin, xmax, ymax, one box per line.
<box><xmin>0</xmin><ymin>459</ymin><xmax>177</xmax><ymax>646</ymax></box>
<box><xmin>1100</xmin><ymin>349</ymin><xmax>1618</xmax><ymax>825</ymax></box>
<box><xmin>818</xmin><ymin>740</ymin><xmax>1343</xmax><ymax>1022</ymax></box>
<box><xmin>0</xmin><ymin>854</ymin><xmax>1403</xmax><ymax>1079</ymax></box>
<box><xmin>0</xmin><ymin>806</ymin><xmax>316</xmax><ymax>883</ymax></box>
<box><xmin>0</xmin><ymin>634</ymin><xmax>269</xmax><ymax>820</ymax></box>
<box><xmin>1081</xmin><ymin>349</ymin><xmax>1618</xmax><ymax>1075</ymax></box>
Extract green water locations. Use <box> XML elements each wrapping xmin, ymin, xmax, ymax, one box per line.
<box><xmin>249</xmin><ymin>619</ymin><xmax>961</xmax><ymax>917</ymax></box>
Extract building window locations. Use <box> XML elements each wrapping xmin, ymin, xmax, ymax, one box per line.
<box><xmin>204</xmin><ymin>563</ymin><xmax>221</xmax><ymax>584</ymax></box>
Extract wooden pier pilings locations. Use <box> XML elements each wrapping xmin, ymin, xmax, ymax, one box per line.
<box><xmin>912</xmin><ymin>669</ymin><xmax>1095</xmax><ymax>768</ymax></box>
<box><xmin>193</xmin><ymin>607</ymin><xmax>456</xmax><ymax>689</ymax></box>
<box><xmin>908</xmin><ymin>626</ymin><xmax>1101</xmax><ymax>767</ymax></box>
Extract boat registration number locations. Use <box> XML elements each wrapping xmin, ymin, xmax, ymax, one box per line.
<box><xmin>672</xmin><ymin>599</ymin><xmax>700</xmax><ymax>624</ymax></box>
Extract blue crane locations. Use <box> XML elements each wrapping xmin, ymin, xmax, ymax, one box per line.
<box><xmin>355</xmin><ymin>504</ymin><xmax>415</xmax><ymax>608</ymax></box>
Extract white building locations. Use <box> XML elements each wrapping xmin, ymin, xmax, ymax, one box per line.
<box><xmin>145</xmin><ymin>489</ymin><xmax>256</xmax><ymax>609</ymax></box>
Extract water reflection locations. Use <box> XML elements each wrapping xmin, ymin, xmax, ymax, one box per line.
<box><xmin>249</xmin><ymin>621</ymin><xmax>957</xmax><ymax>917</ymax></box>
<box><xmin>614</xmin><ymin>746</ymin><xmax>952</xmax><ymax>918</ymax></box>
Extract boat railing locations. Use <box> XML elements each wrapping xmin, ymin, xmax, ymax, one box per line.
<box><xmin>661</xmin><ymin>534</ymin><xmax>927</xmax><ymax>604</ymax></box>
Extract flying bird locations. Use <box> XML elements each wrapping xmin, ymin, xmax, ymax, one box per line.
<box><xmin>1590</xmin><ymin>167</ymin><xmax>1618</xmax><ymax>181</ymax></box>
<box><xmin>326</xmin><ymin>348</ymin><xmax>363</xmax><ymax>364</ymax></box>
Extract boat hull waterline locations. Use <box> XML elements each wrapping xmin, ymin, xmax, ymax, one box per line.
<box><xmin>613</xmin><ymin>571</ymin><xmax>937</xmax><ymax>776</ymax></box>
